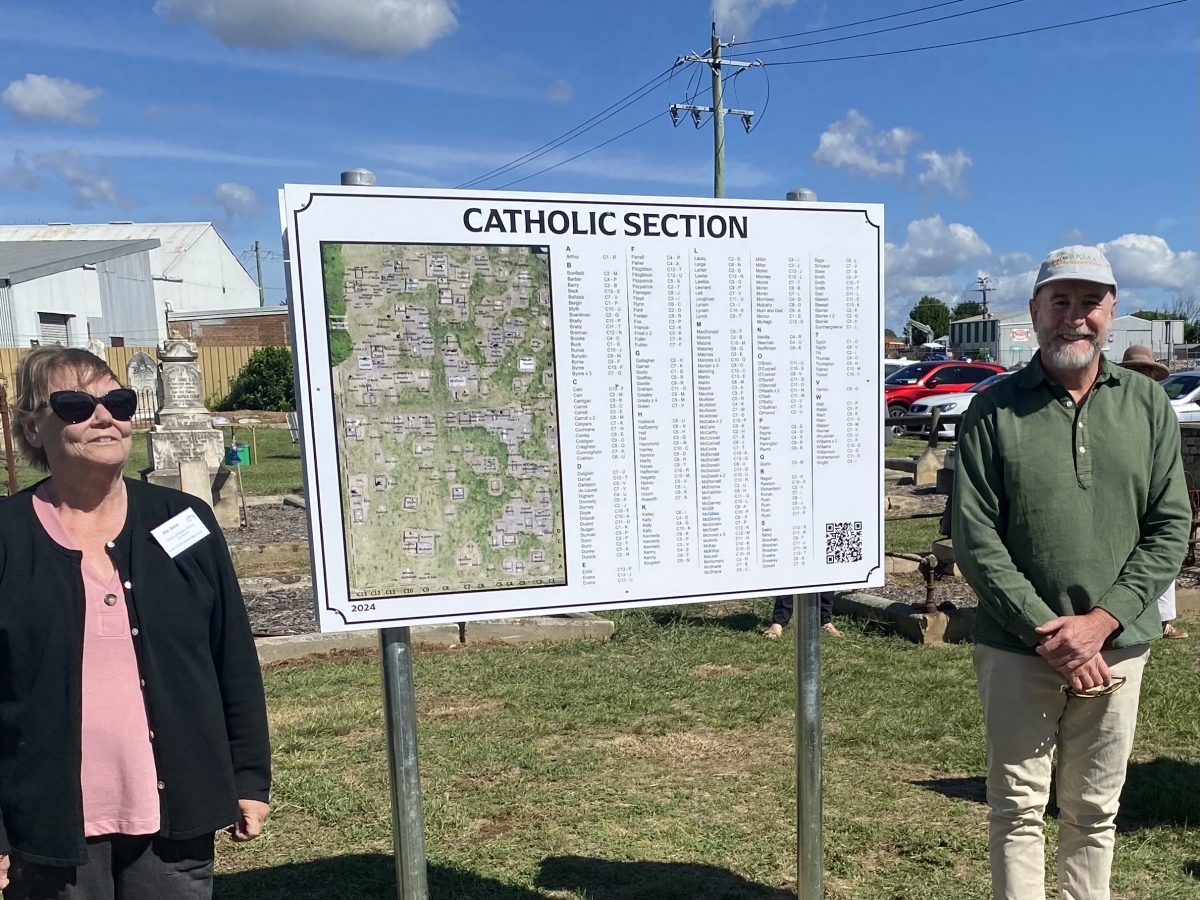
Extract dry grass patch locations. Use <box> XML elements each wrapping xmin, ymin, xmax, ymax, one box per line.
<box><xmin>689</xmin><ymin>663</ymin><xmax>748</xmax><ymax>678</ymax></box>
<box><xmin>419</xmin><ymin>696</ymin><xmax>506</xmax><ymax>719</ymax></box>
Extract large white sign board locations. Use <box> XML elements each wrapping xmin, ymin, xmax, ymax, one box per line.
<box><xmin>281</xmin><ymin>186</ymin><xmax>885</xmax><ymax>632</ymax></box>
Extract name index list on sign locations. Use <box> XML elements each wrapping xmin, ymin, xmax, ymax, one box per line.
<box><xmin>559</xmin><ymin>227</ymin><xmax>876</xmax><ymax>600</ymax></box>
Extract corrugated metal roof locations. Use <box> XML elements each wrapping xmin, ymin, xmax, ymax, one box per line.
<box><xmin>0</xmin><ymin>223</ymin><xmax>213</xmax><ymax>274</ymax></box>
<box><xmin>0</xmin><ymin>239</ymin><xmax>161</xmax><ymax>286</ymax></box>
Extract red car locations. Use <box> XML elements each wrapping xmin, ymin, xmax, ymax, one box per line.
<box><xmin>884</xmin><ymin>360</ymin><xmax>1006</xmax><ymax>422</ymax></box>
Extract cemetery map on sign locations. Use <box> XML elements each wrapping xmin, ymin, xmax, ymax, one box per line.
<box><xmin>322</xmin><ymin>242</ymin><xmax>567</xmax><ymax>598</ymax></box>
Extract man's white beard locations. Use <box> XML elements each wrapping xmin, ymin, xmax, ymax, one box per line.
<box><xmin>1038</xmin><ymin>328</ymin><xmax>1103</xmax><ymax>371</ymax></box>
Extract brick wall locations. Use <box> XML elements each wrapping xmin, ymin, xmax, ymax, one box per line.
<box><xmin>171</xmin><ymin>312</ymin><xmax>288</xmax><ymax>347</ymax></box>
<box><xmin>1181</xmin><ymin>424</ymin><xmax>1200</xmax><ymax>486</ymax></box>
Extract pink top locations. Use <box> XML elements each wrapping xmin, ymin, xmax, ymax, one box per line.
<box><xmin>33</xmin><ymin>490</ymin><xmax>160</xmax><ymax>837</ymax></box>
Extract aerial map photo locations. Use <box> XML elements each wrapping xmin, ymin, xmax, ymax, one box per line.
<box><xmin>321</xmin><ymin>242</ymin><xmax>567</xmax><ymax>599</ymax></box>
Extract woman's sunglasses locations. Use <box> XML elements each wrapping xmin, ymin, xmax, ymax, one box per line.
<box><xmin>41</xmin><ymin>389</ymin><xmax>138</xmax><ymax>425</ymax></box>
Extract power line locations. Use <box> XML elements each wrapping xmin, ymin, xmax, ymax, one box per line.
<box><xmin>494</xmin><ymin>110</ymin><xmax>670</xmax><ymax>190</ymax></box>
<box><xmin>729</xmin><ymin>0</ymin><xmax>972</xmax><ymax>47</ymax></box>
<box><xmin>727</xmin><ymin>0</ymin><xmax>1028</xmax><ymax>58</ymax></box>
<box><xmin>759</xmin><ymin>0</ymin><xmax>1191</xmax><ymax>66</ymax></box>
<box><xmin>457</xmin><ymin>63</ymin><xmax>684</xmax><ymax>189</ymax></box>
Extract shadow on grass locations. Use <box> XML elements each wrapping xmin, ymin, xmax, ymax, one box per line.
<box><xmin>536</xmin><ymin>855</ymin><xmax>792</xmax><ymax>900</ymax></box>
<box><xmin>1184</xmin><ymin>860</ymin><xmax>1200</xmax><ymax>880</ymax></box>
<box><xmin>910</xmin><ymin>775</ymin><xmax>986</xmax><ymax>804</ymax></box>
<box><xmin>1117</xmin><ymin>757</ymin><xmax>1200</xmax><ymax>830</ymax></box>
<box><xmin>911</xmin><ymin>758</ymin><xmax>1200</xmax><ymax>831</ymax></box>
<box><xmin>215</xmin><ymin>854</ymin><xmax>549</xmax><ymax>899</ymax></box>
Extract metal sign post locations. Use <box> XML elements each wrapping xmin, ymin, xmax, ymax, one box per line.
<box><xmin>338</xmin><ymin>168</ymin><xmax>429</xmax><ymax>900</ymax></box>
<box><xmin>379</xmin><ymin>626</ymin><xmax>429</xmax><ymax>899</ymax></box>
<box><xmin>794</xmin><ymin>593</ymin><xmax>823</xmax><ymax>899</ymax></box>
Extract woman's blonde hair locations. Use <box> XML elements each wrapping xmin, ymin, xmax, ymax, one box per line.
<box><xmin>12</xmin><ymin>347</ymin><xmax>120</xmax><ymax>471</ymax></box>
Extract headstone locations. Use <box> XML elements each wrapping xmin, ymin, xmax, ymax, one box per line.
<box><xmin>178</xmin><ymin>459</ymin><xmax>212</xmax><ymax>506</ymax></box>
<box><xmin>145</xmin><ymin>334</ymin><xmax>224</xmax><ymax>470</ymax></box>
<box><xmin>84</xmin><ymin>339</ymin><xmax>106</xmax><ymax>361</ymax></box>
<box><xmin>914</xmin><ymin>446</ymin><xmax>942</xmax><ymax>488</ymax></box>
<box><xmin>142</xmin><ymin>334</ymin><xmax>241</xmax><ymax>529</ymax></box>
<box><xmin>126</xmin><ymin>351</ymin><xmax>160</xmax><ymax>421</ymax></box>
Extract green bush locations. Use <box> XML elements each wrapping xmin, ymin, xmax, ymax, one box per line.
<box><xmin>216</xmin><ymin>346</ymin><xmax>295</xmax><ymax>411</ymax></box>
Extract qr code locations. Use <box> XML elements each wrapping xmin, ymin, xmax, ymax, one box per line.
<box><xmin>825</xmin><ymin>521</ymin><xmax>863</xmax><ymax>564</ymax></box>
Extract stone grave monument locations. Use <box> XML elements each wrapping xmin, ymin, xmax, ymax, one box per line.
<box><xmin>126</xmin><ymin>351</ymin><xmax>160</xmax><ymax>419</ymax></box>
<box><xmin>143</xmin><ymin>333</ymin><xmax>241</xmax><ymax>527</ymax></box>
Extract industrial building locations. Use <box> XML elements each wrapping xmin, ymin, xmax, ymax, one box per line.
<box><xmin>950</xmin><ymin>310</ymin><xmax>1184</xmax><ymax>369</ymax></box>
<box><xmin>0</xmin><ymin>222</ymin><xmax>259</xmax><ymax>347</ymax></box>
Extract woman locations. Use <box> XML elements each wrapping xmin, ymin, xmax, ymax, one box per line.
<box><xmin>0</xmin><ymin>347</ymin><xmax>270</xmax><ymax>898</ymax></box>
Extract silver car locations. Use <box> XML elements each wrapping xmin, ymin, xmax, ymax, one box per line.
<box><xmin>1161</xmin><ymin>371</ymin><xmax>1200</xmax><ymax>423</ymax></box>
<box><xmin>906</xmin><ymin>371</ymin><xmax>1012</xmax><ymax>438</ymax></box>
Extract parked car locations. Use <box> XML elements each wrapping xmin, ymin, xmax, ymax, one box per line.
<box><xmin>1160</xmin><ymin>370</ymin><xmax>1200</xmax><ymax>423</ymax></box>
<box><xmin>905</xmin><ymin>371</ymin><xmax>1012</xmax><ymax>438</ymax></box>
<box><xmin>884</xmin><ymin>357</ymin><xmax>916</xmax><ymax>378</ymax></box>
<box><xmin>884</xmin><ymin>361</ymin><xmax>1006</xmax><ymax>428</ymax></box>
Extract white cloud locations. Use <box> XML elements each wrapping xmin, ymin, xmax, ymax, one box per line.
<box><xmin>213</xmin><ymin>182</ymin><xmax>258</xmax><ymax>218</ymax></box>
<box><xmin>887</xmin><ymin>215</ymin><xmax>991</xmax><ymax>280</ymax></box>
<box><xmin>885</xmin><ymin>215</ymin><xmax>992</xmax><ymax>323</ymax></box>
<box><xmin>547</xmin><ymin>80</ymin><xmax>574</xmax><ymax>103</ymax></box>
<box><xmin>917</xmin><ymin>147</ymin><xmax>972</xmax><ymax>197</ymax></box>
<box><xmin>32</xmin><ymin>148</ymin><xmax>128</xmax><ymax>209</ymax></box>
<box><xmin>712</xmin><ymin>0</ymin><xmax>796</xmax><ymax>36</ymax></box>
<box><xmin>0</xmin><ymin>152</ymin><xmax>40</xmax><ymax>190</ymax></box>
<box><xmin>813</xmin><ymin>109</ymin><xmax>918</xmax><ymax>178</ymax></box>
<box><xmin>1097</xmin><ymin>234</ymin><xmax>1200</xmax><ymax>291</ymax></box>
<box><xmin>154</xmin><ymin>0</ymin><xmax>457</xmax><ymax>57</ymax></box>
<box><xmin>1</xmin><ymin>74</ymin><xmax>102</xmax><ymax>124</ymax></box>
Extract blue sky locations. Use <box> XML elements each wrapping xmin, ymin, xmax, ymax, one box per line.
<box><xmin>0</xmin><ymin>0</ymin><xmax>1196</xmax><ymax>329</ymax></box>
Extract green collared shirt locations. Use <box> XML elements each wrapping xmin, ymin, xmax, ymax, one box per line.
<box><xmin>951</xmin><ymin>352</ymin><xmax>1189</xmax><ymax>653</ymax></box>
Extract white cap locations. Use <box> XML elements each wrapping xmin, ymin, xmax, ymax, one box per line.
<box><xmin>1033</xmin><ymin>245</ymin><xmax>1117</xmax><ymax>295</ymax></box>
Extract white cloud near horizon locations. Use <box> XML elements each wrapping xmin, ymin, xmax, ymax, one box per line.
<box><xmin>917</xmin><ymin>148</ymin><xmax>972</xmax><ymax>198</ymax></box>
<box><xmin>1098</xmin><ymin>234</ymin><xmax>1200</xmax><ymax>292</ymax></box>
<box><xmin>154</xmin><ymin>0</ymin><xmax>457</xmax><ymax>57</ymax></box>
<box><xmin>212</xmin><ymin>182</ymin><xmax>258</xmax><ymax>218</ymax></box>
<box><xmin>712</xmin><ymin>0</ymin><xmax>796</xmax><ymax>36</ymax></box>
<box><xmin>32</xmin><ymin>148</ymin><xmax>129</xmax><ymax>209</ymax></box>
<box><xmin>813</xmin><ymin>109</ymin><xmax>918</xmax><ymax>179</ymax></box>
<box><xmin>2</xmin><ymin>74</ymin><xmax>102</xmax><ymax>124</ymax></box>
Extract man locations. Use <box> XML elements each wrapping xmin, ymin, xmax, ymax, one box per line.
<box><xmin>952</xmin><ymin>246</ymin><xmax>1189</xmax><ymax>900</ymax></box>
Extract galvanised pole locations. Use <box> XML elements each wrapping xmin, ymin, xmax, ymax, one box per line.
<box><xmin>338</xmin><ymin>166</ymin><xmax>430</xmax><ymax>900</ymax></box>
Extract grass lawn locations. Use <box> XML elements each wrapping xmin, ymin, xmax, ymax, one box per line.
<box><xmin>10</xmin><ymin>425</ymin><xmax>304</xmax><ymax>496</ymax></box>
<box><xmin>216</xmin><ymin>603</ymin><xmax>1200</xmax><ymax>900</ymax></box>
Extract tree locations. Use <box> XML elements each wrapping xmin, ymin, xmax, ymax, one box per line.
<box><xmin>951</xmin><ymin>300</ymin><xmax>984</xmax><ymax>320</ymax></box>
<box><xmin>217</xmin><ymin>346</ymin><xmax>295</xmax><ymax>411</ymax></box>
<box><xmin>907</xmin><ymin>296</ymin><xmax>950</xmax><ymax>341</ymax></box>
<box><xmin>884</xmin><ymin>327</ymin><xmax>897</xmax><ymax>338</ymax></box>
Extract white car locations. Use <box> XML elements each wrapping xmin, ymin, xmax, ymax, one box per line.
<box><xmin>1161</xmin><ymin>371</ymin><xmax>1200</xmax><ymax>423</ymax></box>
<box><xmin>905</xmin><ymin>371</ymin><xmax>1012</xmax><ymax>438</ymax></box>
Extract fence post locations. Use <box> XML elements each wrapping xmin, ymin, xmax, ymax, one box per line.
<box><xmin>0</xmin><ymin>385</ymin><xmax>18</xmax><ymax>495</ymax></box>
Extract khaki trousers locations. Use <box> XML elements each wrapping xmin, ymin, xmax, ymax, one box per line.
<box><xmin>974</xmin><ymin>642</ymin><xmax>1149</xmax><ymax>900</ymax></box>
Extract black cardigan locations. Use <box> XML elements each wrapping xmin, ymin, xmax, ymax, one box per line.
<box><xmin>0</xmin><ymin>478</ymin><xmax>270</xmax><ymax>866</ymax></box>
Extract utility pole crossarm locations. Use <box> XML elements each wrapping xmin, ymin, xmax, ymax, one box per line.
<box><xmin>670</xmin><ymin>22</ymin><xmax>763</xmax><ymax>198</ymax></box>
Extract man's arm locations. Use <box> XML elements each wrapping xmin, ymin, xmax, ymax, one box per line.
<box><xmin>952</xmin><ymin>400</ymin><xmax>1057</xmax><ymax>646</ymax></box>
<box><xmin>1095</xmin><ymin>397</ymin><xmax>1190</xmax><ymax>628</ymax></box>
<box><xmin>1036</xmin><ymin>395</ymin><xmax>1189</xmax><ymax>668</ymax></box>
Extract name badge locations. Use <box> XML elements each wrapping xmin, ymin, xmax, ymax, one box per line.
<box><xmin>151</xmin><ymin>508</ymin><xmax>211</xmax><ymax>558</ymax></box>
